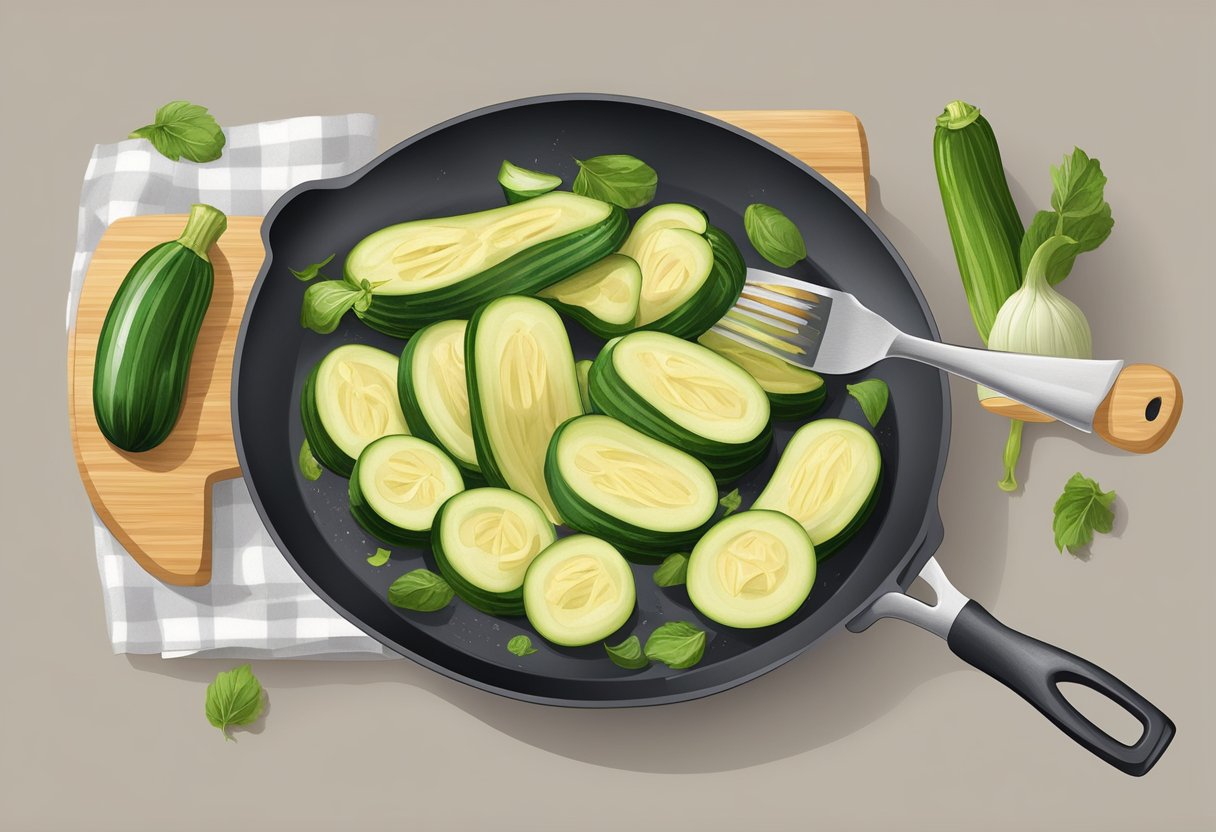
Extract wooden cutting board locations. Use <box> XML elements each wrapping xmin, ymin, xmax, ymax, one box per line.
<box><xmin>67</xmin><ymin>109</ymin><xmax>870</xmax><ymax>586</ymax></box>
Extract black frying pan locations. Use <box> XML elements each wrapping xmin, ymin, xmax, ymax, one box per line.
<box><xmin>232</xmin><ymin>94</ymin><xmax>1173</xmax><ymax>775</ymax></box>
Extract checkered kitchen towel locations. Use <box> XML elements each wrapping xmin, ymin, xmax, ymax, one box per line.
<box><xmin>69</xmin><ymin>114</ymin><xmax>394</xmax><ymax>659</ymax></box>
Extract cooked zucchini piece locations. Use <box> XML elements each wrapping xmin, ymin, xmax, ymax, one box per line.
<box><xmin>753</xmin><ymin>419</ymin><xmax>881</xmax><ymax>557</ymax></box>
<box><xmin>397</xmin><ymin>320</ymin><xmax>479</xmax><ymax>477</ymax></box>
<box><xmin>697</xmin><ymin>330</ymin><xmax>826</xmax><ymax>419</ymax></box>
<box><xmin>432</xmin><ymin>488</ymin><xmax>555</xmax><ymax>615</ymax></box>
<box><xmin>498</xmin><ymin>160</ymin><xmax>562</xmax><ymax>204</ymax></box>
<box><xmin>536</xmin><ymin>253</ymin><xmax>641</xmax><ymax>338</ymax></box>
<box><xmin>617</xmin><ymin>203</ymin><xmax>745</xmax><ymax>338</ymax></box>
<box><xmin>347</xmin><ymin>192</ymin><xmax>628</xmax><ymax>337</ymax></box>
<box><xmin>686</xmin><ymin>510</ymin><xmax>816</xmax><ymax>629</ymax></box>
<box><xmin>575</xmin><ymin>359</ymin><xmax>593</xmax><ymax>412</ymax></box>
<box><xmin>523</xmin><ymin>535</ymin><xmax>636</xmax><ymax>647</ymax></box>
<box><xmin>348</xmin><ymin>435</ymin><xmax>464</xmax><ymax>545</ymax></box>
<box><xmin>589</xmin><ymin>331</ymin><xmax>772</xmax><ymax>481</ymax></box>
<box><xmin>546</xmin><ymin>415</ymin><xmax>717</xmax><ymax>558</ymax></box>
<box><xmin>467</xmin><ymin>296</ymin><xmax>583</xmax><ymax>523</ymax></box>
<box><xmin>301</xmin><ymin>344</ymin><xmax>410</xmax><ymax>477</ymax></box>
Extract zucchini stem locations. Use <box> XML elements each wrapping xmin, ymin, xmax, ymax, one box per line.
<box><xmin>998</xmin><ymin>419</ymin><xmax>1024</xmax><ymax>492</ymax></box>
<box><xmin>176</xmin><ymin>203</ymin><xmax>228</xmax><ymax>260</ymax></box>
<box><xmin>936</xmin><ymin>100</ymin><xmax>982</xmax><ymax>130</ymax></box>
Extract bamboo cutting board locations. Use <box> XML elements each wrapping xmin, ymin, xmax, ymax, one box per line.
<box><xmin>67</xmin><ymin>109</ymin><xmax>870</xmax><ymax>586</ymax></box>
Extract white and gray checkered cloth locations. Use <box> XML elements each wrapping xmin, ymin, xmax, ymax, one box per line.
<box><xmin>69</xmin><ymin>114</ymin><xmax>395</xmax><ymax>659</ymax></box>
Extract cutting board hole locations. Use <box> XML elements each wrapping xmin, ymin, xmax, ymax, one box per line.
<box><xmin>1056</xmin><ymin>682</ymin><xmax>1144</xmax><ymax>745</ymax></box>
<box><xmin>1145</xmin><ymin>397</ymin><xmax>1162</xmax><ymax>422</ymax></box>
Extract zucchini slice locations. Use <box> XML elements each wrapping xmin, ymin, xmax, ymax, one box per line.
<box><xmin>523</xmin><ymin>534</ymin><xmax>636</xmax><ymax>647</ymax></box>
<box><xmin>687</xmin><ymin>510</ymin><xmax>816</xmax><ymax>629</ymax></box>
<box><xmin>575</xmin><ymin>359</ymin><xmax>593</xmax><ymax>412</ymax></box>
<box><xmin>617</xmin><ymin>203</ymin><xmax>745</xmax><ymax>338</ymax></box>
<box><xmin>301</xmin><ymin>344</ymin><xmax>410</xmax><ymax>477</ymax></box>
<box><xmin>348</xmin><ymin>192</ymin><xmax>629</xmax><ymax>337</ymax></box>
<box><xmin>498</xmin><ymin>160</ymin><xmax>562</xmax><ymax>204</ymax></box>
<box><xmin>536</xmin><ymin>253</ymin><xmax>641</xmax><ymax>338</ymax></box>
<box><xmin>397</xmin><ymin>320</ymin><xmax>479</xmax><ymax>477</ymax></box>
<box><xmin>589</xmin><ymin>331</ymin><xmax>772</xmax><ymax>481</ymax></box>
<box><xmin>348</xmin><ymin>435</ymin><xmax>464</xmax><ymax>545</ymax></box>
<box><xmin>467</xmin><ymin>296</ymin><xmax>583</xmax><ymax>523</ymax></box>
<box><xmin>432</xmin><ymin>488</ymin><xmax>555</xmax><ymax>615</ymax></box>
<box><xmin>753</xmin><ymin>419</ymin><xmax>881</xmax><ymax>557</ymax></box>
<box><xmin>546</xmin><ymin>415</ymin><xmax>717</xmax><ymax>558</ymax></box>
<box><xmin>697</xmin><ymin>330</ymin><xmax>827</xmax><ymax>419</ymax></box>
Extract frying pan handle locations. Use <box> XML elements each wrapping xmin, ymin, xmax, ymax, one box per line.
<box><xmin>948</xmin><ymin>600</ymin><xmax>1175</xmax><ymax>777</ymax></box>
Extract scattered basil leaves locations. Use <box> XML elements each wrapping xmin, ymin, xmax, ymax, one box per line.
<box><xmin>572</xmin><ymin>154</ymin><xmax>658</xmax><ymax>209</ymax></box>
<box><xmin>719</xmin><ymin>489</ymin><xmax>743</xmax><ymax>517</ymax></box>
<box><xmin>847</xmin><ymin>379</ymin><xmax>890</xmax><ymax>427</ymax></box>
<box><xmin>129</xmin><ymin>100</ymin><xmax>226</xmax><ymax>163</ymax></box>
<box><xmin>744</xmin><ymin>203</ymin><xmax>807</xmax><ymax>268</ymax></box>
<box><xmin>290</xmin><ymin>253</ymin><xmax>335</xmax><ymax>282</ymax></box>
<box><xmin>605</xmin><ymin>635</ymin><xmax>649</xmax><ymax>669</ymax></box>
<box><xmin>653</xmin><ymin>553</ymin><xmax>689</xmax><ymax>587</ymax></box>
<box><xmin>298</xmin><ymin>440</ymin><xmax>322</xmax><ymax>481</ymax></box>
<box><xmin>644</xmin><ymin>621</ymin><xmax>706</xmax><ymax>669</ymax></box>
<box><xmin>204</xmin><ymin>664</ymin><xmax>265</xmax><ymax>741</ymax></box>
<box><xmin>507</xmin><ymin>635</ymin><xmax>539</xmax><ymax>657</ymax></box>
<box><xmin>300</xmin><ymin>278</ymin><xmax>373</xmax><ymax>334</ymax></box>
<box><xmin>367</xmin><ymin>547</ymin><xmax>391</xmax><ymax>567</ymax></box>
<box><xmin>387</xmin><ymin>569</ymin><xmax>454</xmax><ymax>612</ymax></box>
<box><xmin>1052</xmin><ymin>473</ymin><xmax>1116</xmax><ymax>556</ymax></box>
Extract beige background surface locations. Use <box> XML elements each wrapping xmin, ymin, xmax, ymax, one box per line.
<box><xmin>1</xmin><ymin>1</ymin><xmax>1212</xmax><ymax>829</ymax></box>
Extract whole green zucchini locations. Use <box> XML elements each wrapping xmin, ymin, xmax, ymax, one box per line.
<box><xmin>93</xmin><ymin>204</ymin><xmax>227</xmax><ymax>452</ymax></box>
<box><xmin>933</xmin><ymin>100</ymin><xmax>1024</xmax><ymax>343</ymax></box>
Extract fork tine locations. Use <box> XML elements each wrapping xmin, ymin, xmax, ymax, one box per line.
<box><xmin>738</xmin><ymin>287</ymin><xmax>811</xmax><ymax>322</ymax></box>
<box><xmin>711</xmin><ymin>322</ymin><xmax>810</xmax><ymax>361</ymax></box>
<box><xmin>734</xmin><ymin>295</ymin><xmax>807</xmax><ymax>328</ymax></box>
<box><xmin>723</xmin><ymin>307</ymin><xmax>802</xmax><ymax>338</ymax></box>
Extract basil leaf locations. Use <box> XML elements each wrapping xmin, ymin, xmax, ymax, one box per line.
<box><xmin>744</xmin><ymin>203</ymin><xmax>807</xmax><ymax>268</ymax></box>
<box><xmin>719</xmin><ymin>489</ymin><xmax>742</xmax><ymax>517</ymax></box>
<box><xmin>367</xmin><ymin>547</ymin><xmax>391</xmax><ymax>567</ymax></box>
<box><xmin>129</xmin><ymin>100</ymin><xmax>226</xmax><ymax>163</ymax></box>
<box><xmin>387</xmin><ymin>569</ymin><xmax>454</xmax><ymax>612</ymax></box>
<box><xmin>300</xmin><ymin>279</ymin><xmax>363</xmax><ymax>334</ymax></box>
<box><xmin>204</xmin><ymin>664</ymin><xmax>265</xmax><ymax>740</ymax></box>
<box><xmin>298</xmin><ymin>440</ymin><xmax>322</xmax><ymax>481</ymax></box>
<box><xmin>290</xmin><ymin>253</ymin><xmax>335</xmax><ymax>282</ymax></box>
<box><xmin>653</xmin><ymin>553</ymin><xmax>689</xmax><ymax>587</ymax></box>
<box><xmin>1052</xmin><ymin>473</ymin><xmax>1116</xmax><ymax>556</ymax></box>
<box><xmin>847</xmin><ymin>378</ymin><xmax>890</xmax><ymax>427</ymax></box>
<box><xmin>644</xmin><ymin>621</ymin><xmax>706</xmax><ymax>669</ymax></box>
<box><xmin>605</xmin><ymin>635</ymin><xmax>649</xmax><ymax>669</ymax></box>
<box><xmin>507</xmin><ymin>635</ymin><xmax>538</xmax><ymax>656</ymax></box>
<box><xmin>1018</xmin><ymin>149</ymin><xmax>1114</xmax><ymax>285</ymax></box>
<box><xmin>572</xmin><ymin>154</ymin><xmax>658</xmax><ymax>209</ymax></box>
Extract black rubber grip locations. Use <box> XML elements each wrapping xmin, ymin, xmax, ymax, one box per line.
<box><xmin>947</xmin><ymin>601</ymin><xmax>1175</xmax><ymax>776</ymax></box>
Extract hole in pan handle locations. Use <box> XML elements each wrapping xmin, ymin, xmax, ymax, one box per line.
<box><xmin>849</xmin><ymin>557</ymin><xmax>1175</xmax><ymax>776</ymax></box>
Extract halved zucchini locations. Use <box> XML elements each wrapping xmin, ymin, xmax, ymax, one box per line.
<box><xmin>536</xmin><ymin>253</ymin><xmax>641</xmax><ymax>338</ymax></box>
<box><xmin>753</xmin><ymin>419</ymin><xmax>881</xmax><ymax>557</ymax></box>
<box><xmin>432</xmin><ymin>487</ymin><xmax>555</xmax><ymax>615</ymax></box>
<box><xmin>697</xmin><ymin>330</ymin><xmax>826</xmax><ymax>419</ymax></box>
<box><xmin>348</xmin><ymin>435</ymin><xmax>464</xmax><ymax>545</ymax></box>
<box><xmin>617</xmin><ymin>203</ymin><xmax>745</xmax><ymax>338</ymax></box>
<box><xmin>347</xmin><ymin>192</ymin><xmax>628</xmax><ymax>337</ymax></box>
<box><xmin>687</xmin><ymin>510</ymin><xmax>816</xmax><ymax>629</ymax></box>
<box><xmin>545</xmin><ymin>415</ymin><xmax>717</xmax><ymax>558</ymax></box>
<box><xmin>397</xmin><ymin>320</ymin><xmax>479</xmax><ymax>477</ymax></box>
<box><xmin>575</xmin><ymin>359</ymin><xmax>593</xmax><ymax>412</ymax></box>
<box><xmin>589</xmin><ymin>331</ymin><xmax>772</xmax><ymax>481</ymax></box>
<box><xmin>523</xmin><ymin>534</ymin><xmax>636</xmax><ymax>647</ymax></box>
<box><xmin>498</xmin><ymin>160</ymin><xmax>562</xmax><ymax>204</ymax></box>
<box><xmin>467</xmin><ymin>296</ymin><xmax>583</xmax><ymax>523</ymax></box>
<box><xmin>301</xmin><ymin>344</ymin><xmax>410</xmax><ymax>477</ymax></box>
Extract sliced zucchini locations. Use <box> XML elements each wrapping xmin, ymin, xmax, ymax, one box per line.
<box><xmin>467</xmin><ymin>296</ymin><xmax>583</xmax><ymax>523</ymax></box>
<box><xmin>697</xmin><ymin>330</ymin><xmax>826</xmax><ymax>419</ymax></box>
<box><xmin>301</xmin><ymin>344</ymin><xmax>410</xmax><ymax>477</ymax></box>
<box><xmin>617</xmin><ymin>203</ymin><xmax>745</xmax><ymax>338</ymax></box>
<box><xmin>589</xmin><ymin>331</ymin><xmax>772</xmax><ymax>481</ymax></box>
<box><xmin>687</xmin><ymin>510</ymin><xmax>816</xmax><ymax>629</ymax></box>
<box><xmin>523</xmin><ymin>535</ymin><xmax>636</xmax><ymax>647</ymax></box>
<box><xmin>348</xmin><ymin>192</ymin><xmax>628</xmax><ymax>337</ymax></box>
<box><xmin>536</xmin><ymin>253</ymin><xmax>641</xmax><ymax>338</ymax></box>
<box><xmin>498</xmin><ymin>160</ymin><xmax>562</xmax><ymax>203</ymax></box>
<box><xmin>753</xmin><ymin>419</ymin><xmax>881</xmax><ymax>557</ymax></box>
<box><xmin>397</xmin><ymin>320</ymin><xmax>479</xmax><ymax>477</ymax></box>
<box><xmin>546</xmin><ymin>415</ymin><xmax>717</xmax><ymax>557</ymax></box>
<box><xmin>575</xmin><ymin>359</ymin><xmax>593</xmax><ymax>412</ymax></box>
<box><xmin>348</xmin><ymin>435</ymin><xmax>464</xmax><ymax>545</ymax></box>
<box><xmin>432</xmin><ymin>488</ymin><xmax>555</xmax><ymax>615</ymax></box>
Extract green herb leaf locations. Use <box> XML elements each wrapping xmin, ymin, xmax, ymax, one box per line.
<box><xmin>572</xmin><ymin>154</ymin><xmax>658</xmax><ymax>209</ymax></box>
<box><xmin>847</xmin><ymin>378</ymin><xmax>890</xmax><ymax>427</ymax></box>
<box><xmin>605</xmin><ymin>635</ymin><xmax>649</xmax><ymax>669</ymax></box>
<box><xmin>290</xmin><ymin>254</ymin><xmax>335</xmax><ymax>282</ymax></box>
<box><xmin>300</xmin><ymin>279</ymin><xmax>370</xmax><ymax>334</ymax></box>
<box><xmin>719</xmin><ymin>489</ymin><xmax>743</xmax><ymax>517</ymax></box>
<box><xmin>129</xmin><ymin>100</ymin><xmax>226</xmax><ymax>163</ymax></box>
<box><xmin>1052</xmin><ymin>473</ymin><xmax>1116</xmax><ymax>556</ymax></box>
<box><xmin>744</xmin><ymin>203</ymin><xmax>807</xmax><ymax>268</ymax></box>
<box><xmin>387</xmin><ymin>569</ymin><xmax>454</xmax><ymax>612</ymax></box>
<box><xmin>507</xmin><ymin>635</ymin><xmax>538</xmax><ymax>656</ymax></box>
<box><xmin>1018</xmin><ymin>149</ymin><xmax>1114</xmax><ymax>285</ymax></box>
<box><xmin>644</xmin><ymin>621</ymin><xmax>707</xmax><ymax>669</ymax></box>
<box><xmin>367</xmin><ymin>547</ymin><xmax>391</xmax><ymax>567</ymax></box>
<box><xmin>204</xmin><ymin>664</ymin><xmax>264</xmax><ymax>740</ymax></box>
<box><xmin>653</xmin><ymin>553</ymin><xmax>689</xmax><ymax>587</ymax></box>
<box><xmin>298</xmin><ymin>440</ymin><xmax>322</xmax><ymax>481</ymax></box>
